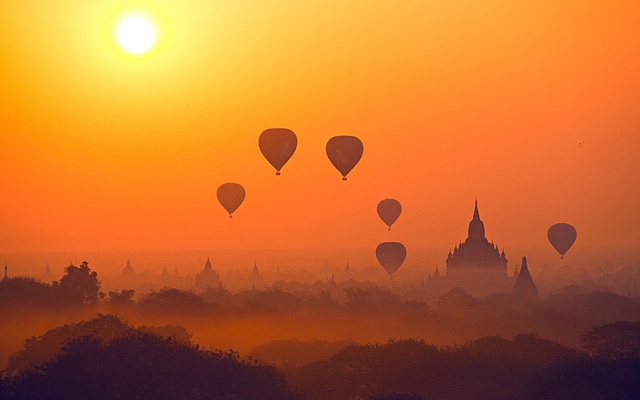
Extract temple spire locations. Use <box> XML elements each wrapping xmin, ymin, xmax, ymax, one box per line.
<box><xmin>468</xmin><ymin>200</ymin><xmax>486</xmax><ymax>239</ymax></box>
<box><xmin>513</xmin><ymin>256</ymin><xmax>537</xmax><ymax>298</ymax></box>
<box><xmin>3</xmin><ymin>262</ymin><xmax>8</xmax><ymax>281</ymax></box>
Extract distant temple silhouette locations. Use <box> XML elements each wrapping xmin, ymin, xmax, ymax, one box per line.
<box><xmin>248</xmin><ymin>262</ymin><xmax>266</xmax><ymax>288</ymax></box>
<box><xmin>41</xmin><ymin>264</ymin><xmax>54</xmax><ymax>283</ymax></box>
<box><xmin>513</xmin><ymin>256</ymin><xmax>538</xmax><ymax>298</ymax></box>
<box><xmin>343</xmin><ymin>262</ymin><xmax>352</xmax><ymax>280</ymax></box>
<box><xmin>427</xmin><ymin>201</ymin><xmax>536</xmax><ymax>297</ymax></box>
<box><xmin>121</xmin><ymin>259</ymin><xmax>136</xmax><ymax>287</ymax></box>
<box><xmin>195</xmin><ymin>257</ymin><xmax>220</xmax><ymax>289</ymax></box>
<box><xmin>446</xmin><ymin>200</ymin><xmax>508</xmax><ymax>277</ymax></box>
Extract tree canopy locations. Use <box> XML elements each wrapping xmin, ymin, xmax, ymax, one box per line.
<box><xmin>54</xmin><ymin>261</ymin><xmax>101</xmax><ymax>305</ymax></box>
<box><xmin>7</xmin><ymin>330</ymin><xmax>293</xmax><ymax>400</ymax></box>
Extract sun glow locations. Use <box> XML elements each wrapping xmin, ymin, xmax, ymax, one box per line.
<box><xmin>112</xmin><ymin>8</ymin><xmax>163</xmax><ymax>56</ymax></box>
<box><xmin>117</xmin><ymin>16</ymin><xmax>156</xmax><ymax>54</ymax></box>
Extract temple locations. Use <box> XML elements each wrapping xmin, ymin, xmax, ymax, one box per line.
<box><xmin>512</xmin><ymin>256</ymin><xmax>538</xmax><ymax>298</ymax></box>
<box><xmin>121</xmin><ymin>259</ymin><xmax>136</xmax><ymax>287</ymax></box>
<box><xmin>428</xmin><ymin>201</ymin><xmax>517</xmax><ymax>296</ymax></box>
<box><xmin>446</xmin><ymin>200</ymin><xmax>508</xmax><ymax>278</ymax></box>
<box><xmin>248</xmin><ymin>263</ymin><xmax>266</xmax><ymax>288</ymax></box>
<box><xmin>195</xmin><ymin>257</ymin><xmax>220</xmax><ymax>289</ymax></box>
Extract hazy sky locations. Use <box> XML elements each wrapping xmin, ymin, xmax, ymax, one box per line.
<box><xmin>1</xmin><ymin>1</ymin><xmax>639</xmax><ymax>262</ymax></box>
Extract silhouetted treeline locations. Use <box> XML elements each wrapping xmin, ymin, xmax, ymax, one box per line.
<box><xmin>2</xmin><ymin>318</ymin><xmax>639</xmax><ymax>399</ymax></box>
<box><xmin>5</xmin><ymin>314</ymin><xmax>191</xmax><ymax>375</ymax></box>
<box><xmin>3</xmin><ymin>267</ymin><xmax>640</xmax><ymax>351</ymax></box>
<box><xmin>0</xmin><ymin>262</ymin><xmax>100</xmax><ymax>311</ymax></box>
<box><xmin>248</xmin><ymin>339</ymin><xmax>356</xmax><ymax>371</ymax></box>
<box><xmin>2</xmin><ymin>316</ymin><xmax>293</xmax><ymax>400</ymax></box>
<box><xmin>287</xmin><ymin>335</ymin><xmax>640</xmax><ymax>400</ymax></box>
<box><xmin>127</xmin><ymin>285</ymin><xmax>638</xmax><ymax>347</ymax></box>
<box><xmin>4</xmin><ymin>264</ymin><xmax>638</xmax><ymax>324</ymax></box>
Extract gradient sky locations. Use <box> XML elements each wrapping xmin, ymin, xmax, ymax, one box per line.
<box><xmin>1</xmin><ymin>1</ymin><xmax>639</xmax><ymax>263</ymax></box>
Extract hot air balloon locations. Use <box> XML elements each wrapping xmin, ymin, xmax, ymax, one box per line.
<box><xmin>547</xmin><ymin>223</ymin><xmax>577</xmax><ymax>259</ymax></box>
<box><xmin>326</xmin><ymin>136</ymin><xmax>363</xmax><ymax>180</ymax></box>
<box><xmin>259</xmin><ymin>128</ymin><xmax>297</xmax><ymax>175</ymax></box>
<box><xmin>377</xmin><ymin>199</ymin><xmax>402</xmax><ymax>230</ymax></box>
<box><xmin>376</xmin><ymin>242</ymin><xmax>407</xmax><ymax>278</ymax></box>
<box><xmin>216</xmin><ymin>183</ymin><xmax>245</xmax><ymax>218</ymax></box>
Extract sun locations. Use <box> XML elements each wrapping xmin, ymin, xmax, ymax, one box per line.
<box><xmin>110</xmin><ymin>6</ymin><xmax>164</xmax><ymax>57</ymax></box>
<box><xmin>117</xmin><ymin>16</ymin><xmax>157</xmax><ymax>55</ymax></box>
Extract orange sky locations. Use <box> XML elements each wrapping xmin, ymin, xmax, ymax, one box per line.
<box><xmin>1</xmin><ymin>1</ymin><xmax>639</xmax><ymax>265</ymax></box>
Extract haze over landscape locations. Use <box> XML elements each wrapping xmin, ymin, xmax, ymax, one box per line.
<box><xmin>1</xmin><ymin>1</ymin><xmax>639</xmax><ymax>399</ymax></box>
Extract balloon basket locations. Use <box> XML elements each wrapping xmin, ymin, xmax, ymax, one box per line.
<box><xmin>342</xmin><ymin>177</ymin><xmax>347</xmax><ymax>181</ymax></box>
<box><xmin>276</xmin><ymin>171</ymin><xmax>281</xmax><ymax>176</ymax></box>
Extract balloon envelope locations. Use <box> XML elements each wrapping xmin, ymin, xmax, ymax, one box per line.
<box><xmin>547</xmin><ymin>223</ymin><xmax>577</xmax><ymax>258</ymax></box>
<box><xmin>326</xmin><ymin>136</ymin><xmax>363</xmax><ymax>180</ymax></box>
<box><xmin>376</xmin><ymin>242</ymin><xmax>407</xmax><ymax>276</ymax></box>
<box><xmin>217</xmin><ymin>183</ymin><xmax>246</xmax><ymax>217</ymax></box>
<box><xmin>259</xmin><ymin>128</ymin><xmax>297</xmax><ymax>175</ymax></box>
<box><xmin>377</xmin><ymin>199</ymin><xmax>402</xmax><ymax>230</ymax></box>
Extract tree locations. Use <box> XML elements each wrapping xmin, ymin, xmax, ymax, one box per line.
<box><xmin>0</xmin><ymin>277</ymin><xmax>56</xmax><ymax>311</ymax></box>
<box><xmin>582</xmin><ymin>321</ymin><xmax>640</xmax><ymax>360</ymax></box>
<box><xmin>344</xmin><ymin>287</ymin><xmax>402</xmax><ymax>312</ymax></box>
<box><xmin>8</xmin><ymin>331</ymin><xmax>294</xmax><ymax>400</ymax></box>
<box><xmin>248</xmin><ymin>339</ymin><xmax>355</xmax><ymax>370</ymax></box>
<box><xmin>0</xmin><ymin>373</ymin><xmax>9</xmax><ymax>399</ymax></box>
<box><xmin>6</xmin><ymin>314</ymin><xmax>130</xmax><ymax>375</ymax></box>
<box><xmin>107</xmin><ymin>289</ymin><xmax>135</xmax><ymax>309</ymax></box>
<box><xmin>437</xmin><ymin>287</ymin><xmax>478</xmax><ymax>317</ymax></box>
<box><xmin>290</xmin><ymin>339</ymin><xmax>442</xmax><ymax>399</ymax></box>
<box><xmin>526</xmin><ymin>356</ymin><xmax>640</xmax><ymax>400</ymax></box>
<box><xmin>138</xmin><ymin>288</ymin><xmax>209</xmax><ymax>315</ymax></box>
<box><xmin>6</xmin><ymin>314</ymin><xmax>193</xmax><ymax>376</ymax></box>
<box><xmin>289</xmin><ymin>336</ymin><xmax>587</xmax><ymax>400</ymax></box>
<box><xmin>54</xmin><ymin>261</ymin><xmax>101</xmax><ymax>305</ymax></box>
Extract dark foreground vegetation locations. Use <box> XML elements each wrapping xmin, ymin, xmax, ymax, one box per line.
<box><xmin>1</xmin><ymin>314</ymin><xmax>639</xmax><ymax>400</ymax></box>
<box><xmin>6</xmin><ymin>334</ymin><xmax>290</xmax><ymax>399</ymax></box>
<box><xmin>2</xmin><ymin>263</ymin><xmax>640</xmax><ymax>399</ymax></box>
<box><xmin>288</xmin><ymin>332</ymin><xmax>640</xmax><ymax>400</ymax></box>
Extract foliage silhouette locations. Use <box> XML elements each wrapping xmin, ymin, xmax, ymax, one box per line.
<box><xmin>138</xmin><ymin>288</ymin><xmax>210</xmax><ymax>315</ymax></box>
<box><xmin>582</xmin><ymin>321</ymin><xmax>640</xmax><ymax>360</ymax></box>
<box><xmin>8</xmin><ymin>330</ymin><xmax>293</xmax><ymax>400</ymax></box>
<box><xmin>0</xmin><ymin>277</ymin><xmax>56</xmax><ymax>310</ymax></box>
<box><xmin>289</xmin><ymin>336</ymin><xmax>640</xmax><ymax>400</ymax></box>
<box><xmin>0</xmin><ymin>262</ymin><xmax>104</xmax><ymax>312</ymax></box>
<box><xmin>526</xmin><ymin>356</ymin><xmax>640</xmax><ymax>400</ymax></box>
<box><xmin>248</xmin><ymin>339</ymin><xmax>355</xmax><ymax>370</ymax></box>
<box><xmin>53</xmin><ymin>261</ymin><xmax>101</xmax><ymax>306</ymax></box>
<box><xmin>546</xmin><ymin>290</ymin><xmax>637</xmax><ymax>324</ymax></box>
<box><xmin>344</xmin><ymin>287</ymin><xmax>402</xmax><ymax>312</ymax></box>
<box><xmin>437</xmin><ymin>287</ymin><xmax>478</xmax><ymax>316</ymax></box>
<box><xmin>107</xmin><ymin>289</ymin><xmax>135</xmax><ymax>309</ymax></box>
<box><xmin>0</xmin><ymin>373</ymin><xmax>9</xmax><ymax>399</ymax></box>
<box><xmin>464</xmin><ymin>333</ymin><xmax>581</xmax><ymax>366</ymax></box>
<box><xmin>6</xmin><ymin>314</ymin><xmax>191</xmax><ymax>376</ymax></box>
